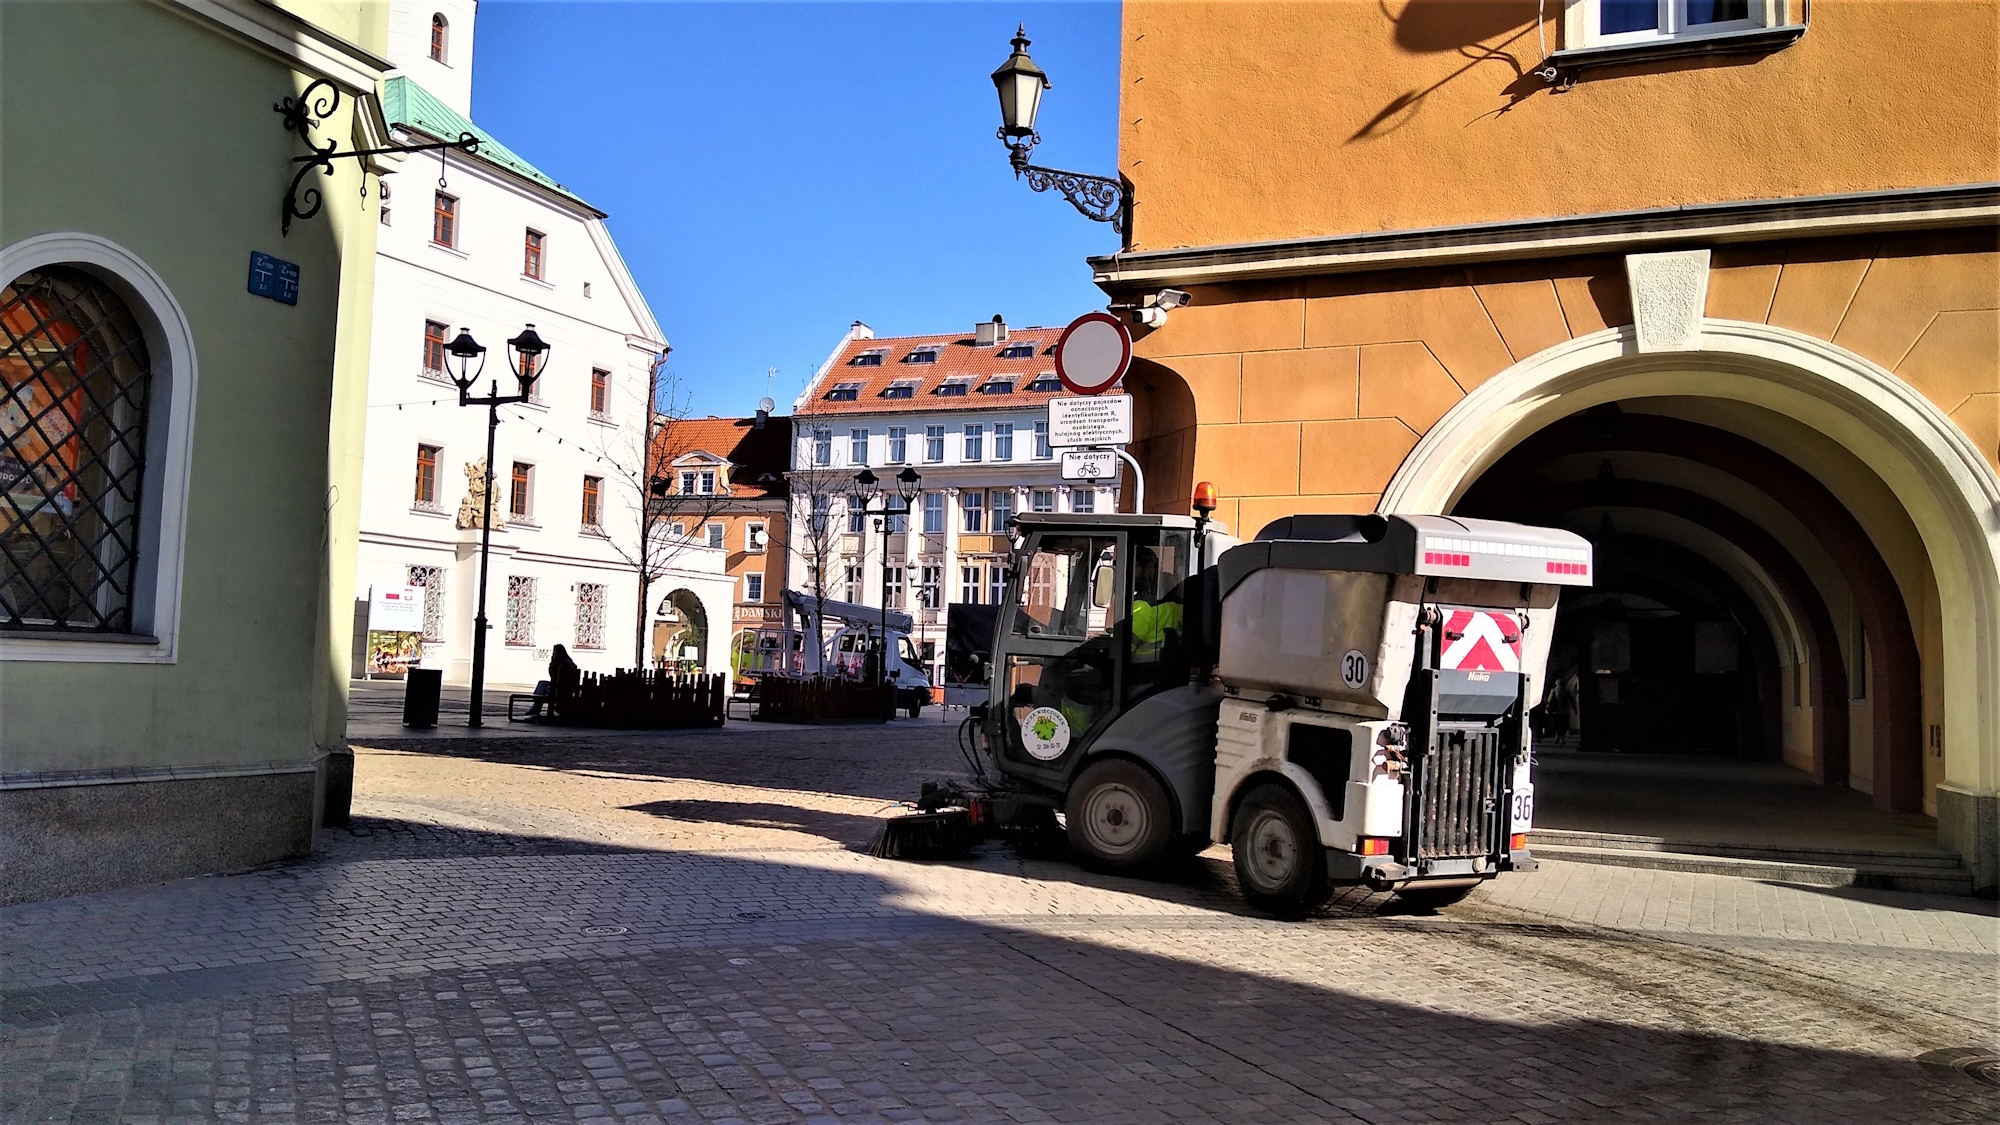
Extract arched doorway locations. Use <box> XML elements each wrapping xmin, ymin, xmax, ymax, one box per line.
<box><xmin>1379</xmin><ymin>322</ymin><xmax>2000</xmax><ymax>875</ymax></box>
<box><xmin>652</xmin><ymin>588</ymin><xmax>709</xmax><ymax>672</ymax></box>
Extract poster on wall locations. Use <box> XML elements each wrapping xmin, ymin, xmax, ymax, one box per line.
<box><xmin>366</xmin><ymin>630</ymin><xmax>425</xmax><ymax>675</ymax></box>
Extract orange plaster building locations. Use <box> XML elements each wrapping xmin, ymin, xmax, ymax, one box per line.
<box><xmin>1089</xmin><ymin>1</ymin><xmax>1999</xmax><ymax>887</ymax></box>
<box><xmin>651</xmin><ymin>413</ymin><xmax>791</xmax><ymax>669</ymax></box>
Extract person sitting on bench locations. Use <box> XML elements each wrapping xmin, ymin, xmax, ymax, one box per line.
<box><xmin>524</xmin><ymin>644</ymin><xmax>580</xmax><ymax>721</ymax></box>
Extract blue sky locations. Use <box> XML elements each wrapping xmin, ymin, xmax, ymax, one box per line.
<box><xmin>472</xmin><ymin>1</ymin><xmax>1123</xmax><ymax>416</ymax></box>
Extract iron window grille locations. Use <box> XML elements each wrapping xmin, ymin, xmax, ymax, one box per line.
<box><xmin>504</xmin><ymin>575</ymin><xmax>536</xmax><ymax>646</ymax></box>
<box><xmin>407</xmin><ymin>564</ymin><xmax>445</xmax><ymax>642</ymax></box>
<box><xmin>1</xmin><ymin>267</ymin><xmax>153</xmax><ymax>634</ymax></box>
<box><xmin>574</xmin><ymin>582</ymin><xmax>606</xmax><ymax>650</ymax></box>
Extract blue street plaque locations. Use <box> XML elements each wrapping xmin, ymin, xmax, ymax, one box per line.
<box><xmin>247</xmin><ymin>251</ymin><xmax>300</xmax><ymax>306</ymax></box>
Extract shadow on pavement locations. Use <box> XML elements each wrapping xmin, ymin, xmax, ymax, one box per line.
<box><xmin>621</xmin><ymin>798</ymin><xmax>890</xmax><ymax>851</ymax></box>
<box><xmin>1753</xmin><ymin>880</ymin><xmax>2000</xmax><ymax>918</ymax></box>
<box><xmin>4</xmin><ymin>815</ymin><xmax>1989</xmax><ymax>1125</ymax></box>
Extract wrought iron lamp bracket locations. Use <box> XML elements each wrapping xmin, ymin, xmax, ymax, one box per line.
<box><xmin>998</xmin><ymin>127</ymin><xmax>1128</xmax><ymax>233</ymax></box>
<box><xmin>276</xmin><ymin>78</ymin><xmax>482</xmax><ymax>235</ymax></box>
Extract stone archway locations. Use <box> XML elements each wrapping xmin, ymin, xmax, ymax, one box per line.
<box><xmin>1380</xmin><ymin>321</ymin><xmax>2000</xmax><ymax>883</ymax></box>
<box><xmin>652</xmin><ymin>588</ymin><xmax>710</xmax><ymax>672</ymax></box>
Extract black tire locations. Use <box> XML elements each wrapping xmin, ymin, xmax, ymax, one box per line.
<box><xmin>1066</xmin><ymin>758</ymin><xmax>1175</xmax><ymax>872</ymax></box>
<box><xmin>1394</xmin><ymin>882</ymin><xmax>1480</xmax><ymax>911</ymax></box>
<box><xmin>1230</xmin><ymin>782</ymin><xmax>1330</xmax><ymax>919</ymax></box>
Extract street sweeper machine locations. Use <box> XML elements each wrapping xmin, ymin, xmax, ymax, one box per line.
<box><xmin>872</xmin><ymin>494</ymin><xmax>1594</xmax><ymax>917</ymax></box>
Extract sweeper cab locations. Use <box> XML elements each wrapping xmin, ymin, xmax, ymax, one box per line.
<box><xmin>873</xmin><ymin>490</ymin><xmax>1592</xmax><ymax>918</ymax></box>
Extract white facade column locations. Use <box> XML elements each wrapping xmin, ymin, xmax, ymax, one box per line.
<box><xmin>942</xmin><ymin>487</ymin><xmax>961</xmax><ymax>610</ymax></box>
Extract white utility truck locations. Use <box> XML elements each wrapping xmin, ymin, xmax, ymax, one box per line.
<box><xmin>874</xmin><ymin>504</ymin><xmax>1592</xmax><ymax>916</ymax></box>
<box><xmin>742</xmin><ymin>589</ymin><xmax>932</xmax><ymax>717</ymax></box>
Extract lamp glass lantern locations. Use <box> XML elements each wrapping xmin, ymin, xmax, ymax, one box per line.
<box><xmin>445</xmin><ymin>328</ymin><xmax>486</xmax><ymax>390</ymax></box>
<box><xmin>991</xmin><ymin>25</ymin><xmax>1049</xmax><ymax>142</ymax></box>
<box><xmin>506</xmin><ymin>323</ymin><xmax>550</xmax><ymax>396</ymax></box>
<box><xmin>851</xmin><ymin>468</ymin><xmax>881</xmax><ymax>508</ymax></box>
<box><xmin>895</xmin><ymin>466</ymin><xmax>923</xmax><ymax>503</ymax></box>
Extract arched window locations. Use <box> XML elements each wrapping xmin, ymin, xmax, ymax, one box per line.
<box><xmin>1</xmin><ymin>266</ymin><xmax>153</xmax><ymax>632</ymax></box>
<box><xmin>430</xmin><ymin>14</ymin><xmax>448</xmax><ymax>63</ymax></box>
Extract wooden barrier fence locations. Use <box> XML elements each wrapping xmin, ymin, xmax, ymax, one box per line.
<box><xmin>551</xmin><ymin>669</ymin><xmax>726</xmax><ymax>729</ymax></box>
<box><xmin>754</xmin><ymin>675</ymin><xmax>893</xmax><ymax>724</ymax></box>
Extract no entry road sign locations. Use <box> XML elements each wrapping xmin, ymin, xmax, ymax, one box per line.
<box><xmin>1054</xmin><ymin>311</ymin><xmax>1131</xmax><ymax>395</ymax></box>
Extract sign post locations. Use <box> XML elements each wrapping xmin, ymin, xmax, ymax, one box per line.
<box><xmin>1048</xmin><ymin>312</ymin><xmax>1145</xmax><ymax>511</ymax></box>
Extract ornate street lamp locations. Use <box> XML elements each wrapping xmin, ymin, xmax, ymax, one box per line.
<box><xmin>991</xmin><ymin>26</ymin><xmax>1130</xmax><ymax>234</ymax></box>
<box><xmin>850</xmin><ymin>466</ymin><xmax>921</xmax><ymax>695</ymax></box>
<box><xmin>451</xmin><ymin>325</ymin><xmax>553</xmax><ymax>728</ymax></box>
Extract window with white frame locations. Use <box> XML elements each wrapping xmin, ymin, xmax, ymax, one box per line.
<box><xmin>918</xmin><ymin>564</ymin><xmax>942</xmax><ymax>609</ymax></box>
<box><xmin>1070</xmin><ymin>489</ymin><xmax>1095</xmax><ymax>514</ymax></box>
<box><xmin>991</xmin><ymin>489</ymin><xmax>1014</xmax><ymax>531</ymax></box>
<box><xmin>963</xmin><ymin>423</ymin><xmax>983</xmax><ymax>462</ymax></box>
<box><xmin>745</xmin><ymin>573</ymin><xmax>764</xmax><ymax>602</ymax></box>
<box><xmin>849</xmin><ymin>427</ymin><xmax>868</xmax><ymax>464</ymax></box>
<box><xmin>924</xmin><ymin>425</ymin><xmax>944</xmax><ymax>463</ymax></box>
<box><xmin>812</xmin><ymin>427</ymin><xmax>832</xmax><ymax>467</ymax></box>
<box><xmin>922</xmin><ymin>492</ymin><xmax>944</xmax><ymax>534</ymax></box>
<box><xmin>1031</xmin><ymin>489</ymin><xmax>1055</xmax><ymax>513</ymax></box>
<box><xmin>699</xmin><ymin>469</ymin><xmax>716</xmax><ymax>495</ymax></box>
<box><xmin>885</xmin><ymin>565</ymin><xmax>905</xmax><ymax>607</ymax></box>
<box><xmin>407</xmin><ymin>564</ymin><xmax>445</xmax><ymax>642</ymax></box>
<box><xmin>1579</xmin><ymin>0</ymin><xmax>1760</xmax><ymax>46</ymax></box>
<box><xmin>987</xmin><ymin>564</ymin><xmax>1008</xmax><ymax>605</ymax></box>
<box><xmin>960</xmin><ymin>565</ymin><xmax>981</xmax><ymax>605</ymax></box>
<box><xmin>706</xmin><ymin>523</ymin><xmax>724</xmax><ymax>550</ymax></box>
<box><xmin>746</xmin><ymin>521</ymin><xmax>767</xmax><ymax>552</ymax></box>
<box><xmin>887</xmin><ymin>426</ymin><xmax>907</xmax><ymax>463</ymax></box>
<box><xmin>885</xmin><ymin>496</ymin><xmax>907</xmax><ymax>535</ymax></box>
<box><xmin>504</xmin><ymin>575</ymin><xmax>536</xmax><ymax>645</ymax></box>
<box><xmin>808</xmin><ymin>494</ymin><xmax>830</xmax><ymax>536</ymax></box>
<box><xmin>680</xmin><ymin>469</ymin><xmax>697</xmax><ymax>494</ymax></box>
<box><xmin>846</xmin><ymin>498</ymin><xmax>866</xmax><ymax>534</ymax></box>
<box><xmin>844</xmin><ymin>562</ymin><xmax>863</xmax><ymax>601</ymax></box>
<box><xmin>574</xmin><ymin>582</ymin><xmax>606</xmax><ymax>649</ymax></box>
<box><xmin>992</xmin><ymin>422</ymin><xmax>1013</xmax><ymax>461</ymax></box>
<box><xmin>961</xmin><ymin>490</ymin><xmax>984</xmax><ymax>533</ymax></box>
<box><xmin>1033</xmin><ymin>420</ymin><xmax>1052</xmax><ymax>459</ymax></box>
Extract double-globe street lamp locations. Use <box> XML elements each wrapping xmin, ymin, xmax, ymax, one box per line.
<box><xmin>849</xmin><ymin>466</ymin><xmax>923</xmax><ymax>690</ymax></box>
<box><xmin>442</xmin><ymin>323</ymin><xmax>551</xmax><ymax>727</ymax></box>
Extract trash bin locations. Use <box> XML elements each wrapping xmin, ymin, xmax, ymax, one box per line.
<box><xmin>403</xmin><ymin>667</ymin><xmax>442</xmax><ymax>728</ymax></box>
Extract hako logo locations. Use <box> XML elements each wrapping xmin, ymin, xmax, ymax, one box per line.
<box><xmin>1020</xmin><ymin>706</ymin><xmax>1071</xmax><ymax>761</ymax></box>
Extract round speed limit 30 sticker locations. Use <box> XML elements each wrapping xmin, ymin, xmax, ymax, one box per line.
<box><xmin>1340</xmin><ymin>649</ymin><xmax>1370</xmax><ymax>690</ymax></box>
<box><xmin>1020</xmin><ymin>707</ymin><xmax>1072</xmax><ymax>760</ymax></box>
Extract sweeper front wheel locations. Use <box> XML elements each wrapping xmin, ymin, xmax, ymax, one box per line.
<box><xmin>1066</xmin><ymin>758</ymin><xmax>1174</xmax><ymax>872</ymax></box>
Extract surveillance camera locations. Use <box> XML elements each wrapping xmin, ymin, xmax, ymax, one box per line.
<box><xmin>1135</xmin><ymin>306</ymin><xmax>1169</xmax><ymax>329</ymax></box>
<box><xmin>1155</xmin><ymin>288</ymin><xmax>1192</xmax><ymax>311</ymax></box>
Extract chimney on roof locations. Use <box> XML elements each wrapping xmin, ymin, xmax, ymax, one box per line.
<box><xmin>850</xmin><ymin>320</ymin><xmax>875</xmax><ymax>340</ymax></box>
<box><xmin>975</xmin><ymin>314</ymin><xmax>1008</xmax><ymax>347</ymax></box>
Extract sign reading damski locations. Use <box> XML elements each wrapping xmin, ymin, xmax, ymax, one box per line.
<box><xmin>1048</xmin><ymin>394</ymin><xmax>1133</xmax><ymax>448</ymax></box>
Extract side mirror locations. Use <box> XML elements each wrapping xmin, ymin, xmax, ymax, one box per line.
<box><xmin>1091</xmin><ymin>563</ymin><xmax>1115</xmax><ymax>609</ymax></box>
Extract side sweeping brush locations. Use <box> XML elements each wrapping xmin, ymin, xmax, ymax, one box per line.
<box><xmin>869</xmin><ymin>781</ymin><xmax>981</xmax><ymax>860</ymax></box>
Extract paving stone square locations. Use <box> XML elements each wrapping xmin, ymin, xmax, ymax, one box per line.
<box><xmin>4</xmin><ymin>720</ymin><xmax>1996</xmax><ymax>1123</ymax></box>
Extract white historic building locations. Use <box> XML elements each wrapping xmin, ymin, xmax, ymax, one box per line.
<box><xmin>353</xmin><ymin>0</ymin><xmax>729</xmax><ymax>686</ymax></box>
<box><xmin>790</xmin><ymin>318</ymin><xmax>1121</xmax><ymax>681</ymax></box>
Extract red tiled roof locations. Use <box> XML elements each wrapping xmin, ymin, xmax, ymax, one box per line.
<box><xmin>653</xmin><ymin>415</ymin><xmax>792</xmax><ymax>501</ymax></box>
<box><xmin>806</xmin><ymin>327</ymin><xmax>1103</xmax><ymax>415</ymax></box>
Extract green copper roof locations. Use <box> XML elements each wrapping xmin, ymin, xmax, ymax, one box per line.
<box><xmin>381</xmin><ymin>76</ymin><xmax>594</xmax><ymax>210</ymax></box>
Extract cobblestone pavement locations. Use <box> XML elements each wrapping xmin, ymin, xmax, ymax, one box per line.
<box><xmin>4</xmin><ymin>723</ymin><xmax>1997</xmax><ymax>1124</ymax></box>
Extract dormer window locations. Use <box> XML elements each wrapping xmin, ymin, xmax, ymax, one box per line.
<box><xmin>430</xmin><ymin>14</ymin><xmax>448</xmax><ymax>63</ymax></box>
<box><xmin>881</xmin><ymin>379</ymin><xmax>918</xmax><ymax>399</ymax></box>
<box><xmin>999</xmin><ymin>344</ymin><xmax>1035</xmax><ymax>359</ymax></box>
<box><xmin>1026</xmin><ymin>373</ymin><xmax>1062</xmax><ymax>392</ymax></box>
<box><xmin>978</xmin><ymin>379</ymin><xmax>1015</xmax><ymax>395</ymax></box>
<box><xmin>933</xmin><ymin>377</ymin><xmax>971</xmax><ymax>397</ymax></box>
<box><xmin>1042</xmin><ymin>344</ymin><xmax>1057</xmax><ymax>355</ymax></box>
<box><xmin>850</xmin><ymin>349</ymin><xmax>885</xmax><ymax>366</ymax></box>
<box><xmin>903</xmin><ymin>347</ymin><xmax>940</xmax><ymax>364</ymax></box>
<box><xmin>825</xmin><ymin>381</ymin><xmax>862</xmax><ymax>402</ymax></box>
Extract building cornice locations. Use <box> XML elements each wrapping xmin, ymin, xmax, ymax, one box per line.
<box><xmin>151</xmin><ymin>0</ymin><xmax>390</xmax><ymax>93</ymax></box>
<box><xmin>1089</xmin><ymin>183</ymin><xmax>2000</xmax><ymax>291</ymax></box>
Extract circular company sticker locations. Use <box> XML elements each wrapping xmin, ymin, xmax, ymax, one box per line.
<box><xmin>1020</xmin><ymin>706</ymin><xmax>1072</xmax><ymax>761</ymax></box>
<box><xmin>1340</xmin><ymin>649</ymin><xmax>1370</xmax><ymax>690</ymax></box>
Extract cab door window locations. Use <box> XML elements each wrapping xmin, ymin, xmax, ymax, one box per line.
<box><xmin>1003</xmin><ymin>535</ymin><xmax>1121</xmax><ymax>768</ymax></box>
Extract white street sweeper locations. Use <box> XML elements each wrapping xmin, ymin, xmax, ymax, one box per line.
<box><xmin>872</xmin><ymin>487</ymin><xmax>1593</xmax><ymax>917</ymax></box>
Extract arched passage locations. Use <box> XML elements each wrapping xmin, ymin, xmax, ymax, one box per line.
<box><xmin>1381</xmin><ymin>323</ymin><xmax>2000</xmax><ymax>848</ymax></box>
<box><xmin>653</xmin><ymin>588</ymin><xmax>709</xmax><ymax>672</ymax></box>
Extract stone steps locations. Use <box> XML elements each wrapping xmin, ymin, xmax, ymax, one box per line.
<box><xmin>1531</xmin><ymin>829</ymin><xmax>1973</xmax><ymax>896</ymax></box>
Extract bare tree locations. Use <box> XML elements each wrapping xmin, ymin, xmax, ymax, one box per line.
<box><xmin>594</xmin><ymin>354</ymin><xmax>734</xmax><ymax>668</ymax></box>
<box><xmin>785</xmin><ymin>393</ymin><xmax>848</xmax><ymax>667</ymax></box>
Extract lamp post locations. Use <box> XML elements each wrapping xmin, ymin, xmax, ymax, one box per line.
<box><xmin>991</xmin><ymin>25</ymin><xmax>1130</xmax><ymax>233</ymax></box>
<box><xmin>445</xmin><ymin>323</ymin><xmax>550</xmax><ymax>727</ymax></box>
<box><xmin>849</xmin><ymin>466</ymin><xmax>922</xmax><ymax>690</ymax></box>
